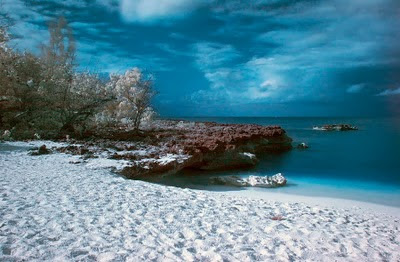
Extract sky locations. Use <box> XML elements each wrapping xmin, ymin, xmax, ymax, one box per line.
<box><xmin>1</xmin><ymin>0</ymin><xmax>400</xmax><ymax>117</ymax></box>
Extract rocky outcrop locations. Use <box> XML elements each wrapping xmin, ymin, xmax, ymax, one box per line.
<box><xmin>122</xmin><ymin>121</ymin><xmax>292</xmax><ymax>178</ymax></box>
<box><xmin>56</xmin><ymin>120</ymin><xmax>292</xmax><ymax>180</ymax></box>
<box><xmin>156</xmin><ymin>121</ymin><xmax>291</xmax><ymax>171</ymax></box>
<box><xmin>210</xmin><ymin>173</ymin><xmax>287</xmax><ymax>188</ymax></box>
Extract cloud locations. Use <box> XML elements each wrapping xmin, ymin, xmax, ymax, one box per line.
<box><xmin>190</xmin><ymin>52</ymin><xmax>294</xmax><ymax>104</ymax></box>
<box><xmin>119</xmin><ymin>0</ymin><xmax>208</xmax><ymax>23</ymax></box>
<box><xmin>190</xmin><ymin>0</ymin><xmax>400</xmax><ymax>106</ymax></box>
<box><xmin>377</xmin><ymin>88</ymin><xmax>400</xmax><ymax>96</ymax></box>
<box><xmin>346</xmin><ymin>84</ymin><xmax>365</xmax><ymax>94</ymax></box>
<box><xmin>153</xmin><ymin>43</ymin><xmax>191</xmax><ymax>57</ymax></box>
<box><xmin>192</xmin><ymin>42</ymin><xmax>241</xmax><ymax>69</ymax></box>
<box><xmin>1</xmin><ymin>0</ymin><xmax>50</xmax><ymax>53</ymax></box>
<box><xmin>77</xmin><ymin>39</ymin><xmax>171</xmax><ymax>73</ymax></box>
<box><xmin>190</xmin><ymin>42</ymin><xmax>246</xmax><ymax>99</ymax></box>
<box><xmin>1</xmin><ymin>0</ymin><xmax>171</xmax><ymax>74</ymax></box>
<box><xmin>3</xmin><ymin>0</ymin><xmax>400</xmax><ymax>116</ymax></box>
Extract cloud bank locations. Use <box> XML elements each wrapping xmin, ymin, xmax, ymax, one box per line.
<box><xmin>2</xmin><ymin>0</ymin><xmax>400</xmax><ymax>116</ymax></box>
<box><xmin>120</xmin><ymin>0</ymin><xmax>208</xmax><ymax>22</ymax></box>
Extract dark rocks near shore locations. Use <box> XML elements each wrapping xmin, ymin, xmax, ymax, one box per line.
<box><xmin>56</xmin><ymin>120</ymin><xmax>293</xmax><ymax>181</ymax></box>
<box><xmin>30</xmin><ymin>145</ymin><xmax>51</xmax><ymax>155</ymax></box>
<box><xmin>123</xmin><ymin>121</ymin><xmax>292</xmax><ymax>178</ymax></box>
<box><xmin>57</xmin><ymin>145</ymin><xmax>94</xmax><ymax>157</ymax></box>
<box><xmin>210</xmin><ymin>173</ymin><xmax>287</xmax><ymax>188</ymax></box>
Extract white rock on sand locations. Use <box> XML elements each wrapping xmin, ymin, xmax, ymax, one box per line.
<box><xmin>0</xmin><ymin>142</ymin><xmax>400</xmax><ymax>261</ymax></box>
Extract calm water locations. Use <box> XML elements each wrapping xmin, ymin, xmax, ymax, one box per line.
<box><xmin>159</xmin><ymin>117</ymin><xmax>400</xmax><ymax>207</ymax></box>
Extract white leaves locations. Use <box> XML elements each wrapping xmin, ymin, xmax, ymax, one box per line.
<box><xmin>95</xmin><ymin>67</ymin><xmax>155</xmax><ymax>129</ymax></box>
<box><xmin>0</xmin><ymin>27</ymin><xmax>9</xmax><ymax>50</ymax></box>
<box><xmin>71</xmin><ymin>72</ymin><xmax>103</xmax><ymax>96</ymax></box>
<box><xmin>26</xmin><ymin>79</ymin><xmax>34</xmax><ymax>87</ymax></box>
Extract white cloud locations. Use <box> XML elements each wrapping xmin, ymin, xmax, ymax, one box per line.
<box><xmin>190</xmin><ymin>53</ymin><xmax>295</xmax><ymax>103</ymax></box>
<box><xmin>192</xmin><ymin>42</ymin><xmax>241</xmax><ymax>69</ymax></box>
<box><xmin>120</xmin><ymin>0</ymin><xmax>208</xmax><ymax>23</ymax></box>
<box><xmin>189</xmin><ymin>0</ymin><xmax>400</xmax><ymax>105</ymax></box>
<box><xmin>77</xmin><ymin>40</ymin><xmax>170</xmax><ymax>73</ymax></box>
<box><xmin>190</xmin><ymin>43</ymin><xmax>317</xmax><ymax>104</ymax></box>
<box><xmin>377</xmin><ymin>88</ymin><xmax>400</xmax><ymax>96</ymax></box>
<box><xmin>346</xmin><ymin>84</ymin><xmax>365</xmax><ymax>93</ymax></box>
<box><xmin>1</xmin><ymin>0</ymin><xmax>50</xmax><ymax>53</ymax></box>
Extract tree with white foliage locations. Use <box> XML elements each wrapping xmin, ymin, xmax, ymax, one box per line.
<box><xmin>59</xmin><ymin>72</ymin><xmax>112</xmax><ymax>133</ymax></box>
<box><xmin>0</xmin><ymin>26</ymin><xmax>8</xmax><ymax>50</ymax></box>
<box><xmin>97</xmin><ymin>68</ymin><xmax>157</xmax><ymax>131</ymax></box>
<box><xmin>0</xmin><ymin>17</ymin><xmax>44</xmax><ymax>130</ymax></box>
<box><xmin>0</xmin><ymin>13</ymin><xmax>158</xmax><ymax>138</ymax></box>
<box><xmin>0</xmin><ymin>2</ymin><xmax>9</xmax><ymax>50</ymax></box>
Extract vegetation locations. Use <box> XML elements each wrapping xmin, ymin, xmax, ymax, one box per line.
<box><xmin>0</xmin><ymin>17</ymin><xmax>157</xmax><ymax>140</ymax></box>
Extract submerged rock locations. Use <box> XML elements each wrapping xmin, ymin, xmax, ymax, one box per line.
<box><xmin>210</xmin><ymin>173</ymin><xmax>287</xmax><ymax>188</ymax></box>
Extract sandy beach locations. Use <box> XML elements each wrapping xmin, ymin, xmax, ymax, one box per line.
<box><xmin>1</xmin><ymin>141</ymin><xmax>400</xmax><ymax>261</ymax></box>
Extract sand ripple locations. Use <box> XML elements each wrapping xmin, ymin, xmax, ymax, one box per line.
<box><xmin>1</xmin><ymin>143</ymin><xmax>399</xmax><ymax>261</ymax></box>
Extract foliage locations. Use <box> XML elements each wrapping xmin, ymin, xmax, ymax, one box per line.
<box><xmin>96</xmin><ymin>68</ymin><xmax>157</xmax><ymax>131</ymax></box>
<box><xmin>0</xmin><ymin>17</ymin><xmax>157</xmax><ymax>139</ymax></box>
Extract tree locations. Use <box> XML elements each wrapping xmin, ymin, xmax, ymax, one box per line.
<box><xmin>41</xmin><ymin>16</ymin><xmax>75</xmax><ymax>69</ymax></box>
<box><xmin>0</xmin><ymin>26</ymin><xmax>8</xmax><ymax>49</ymax></box>
<box><xmin>0</xmin><ymin>1</ymin><xmax>11</xmax><ymax>125</ymax></box>
<box><xmin>0</xmin><ymin>17</ymin><xmax>44</xmax><ymax>130</ymax></box>
<box><xmin>97</xmin><ymin>68</ymin><xmax>157</xmax><ymax>131</ymax></box>
<box><xmin>0</xmin><ymin>1</ymin><xmax>10</xmax><ymax>50</ymax></box>
<box><xmin>40</xmin><ymin>17</ymin><xmax>76</xmax><ymax>131</ymax></box>
<box><xmin>0</xmin><ymin>24</ymin><xmax>10</xmax><ymax>127</ymax></box>
<box><xmin>64</xmin><ymin>72</ymin><xmax>112</xmax><ymax>132</ymax></box>
<box><xmin>0</xmin><ymin>14</ymin><xmax>157</xmax><ymax>137</ymax></box>
<box><xmin>0</xmin><ymin>51</ymin><xmax>44</xmax><ymax>128</ymax></box>
<box><xmin>40</xmin><ymin>17</ymin><xmax>110</xmax><ymax>134</ymax></box>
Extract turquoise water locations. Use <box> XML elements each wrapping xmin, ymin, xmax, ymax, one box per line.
<box><xmin>161</xmin><ymin>117</ymin><xmax>400</xmax><ymax>207</ymax></box>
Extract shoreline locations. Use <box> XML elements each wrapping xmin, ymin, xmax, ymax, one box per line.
<box><xmin>1</xmin><ymin>141</ymin><xmax>400</xmax><ymax>260</ymax></box>
<box><xmin>2</xmin><ymin>120</ymin><xmax>293</xmax><ymax>185</ymax></box>
<box><xmin>221</xmin><ymin>188</ymin><xmax>400</xmax><ymax>218</ymax></box>
<box><xmin>3</xmin><ymin>139</ymin><xmax>400</xmax><ymax>210</ymax></box>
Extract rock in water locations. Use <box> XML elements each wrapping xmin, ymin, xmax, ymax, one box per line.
<box><xmin>313</xmin><ymin>124</ymin><xmax>358</xmax><ymax>131</ymax></box>
<box><xmin>38</xmin><ymin>145</ymin><xmax>50</xmax><ymax>154</ymax></box>
<box><xmin>297</xmin><ymin>142</ymin><xmax>309</xmax><ymax>149</ymax></box>
<box><xmin>30</xmin><ymin>145</ymin><xmax>51</xmax><ymax>155</ymax></box>
<box><xmin>244</xmin><ymin>173</ymin><xmax>287</xmax><ymax>187</ymax></box>
<box><xmin>209</xmin><ymin>176</ymin><xmax>249</xmax><ymax>187</ymax></box>
<box><xmin>270</xmin><ymin>173</ymin><xmax>287</xmax><ymax>186</ymax></box>
<box><xmin>210</xmin><ymin>173</ymin><xmax>287</xmax><ymax>188</ymax></box>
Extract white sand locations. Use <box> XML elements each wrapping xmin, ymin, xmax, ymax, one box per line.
<box><xmin>1</xmin><ymin>142</ymin><xmax>400</xmax><ymax>261</ymax></box>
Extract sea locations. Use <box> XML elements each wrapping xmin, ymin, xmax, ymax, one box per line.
<box><xmin>157</xmin><ymin>117</ymin><xmax>400</xmax><ymax>207</ymax></box>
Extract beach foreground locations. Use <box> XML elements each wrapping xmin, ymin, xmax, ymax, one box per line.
<box><xmin>1</xmin><ymin>142</ymin><xmax>399</xmax><ymax>261</ymax></box>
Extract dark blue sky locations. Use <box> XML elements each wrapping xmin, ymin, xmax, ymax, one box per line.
<box><xmin>3</xmin><ymin>0</ymin><xmax>400</xmax><ymax>117</ymax></box>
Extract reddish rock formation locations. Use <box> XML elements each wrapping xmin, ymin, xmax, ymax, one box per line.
<box><xmin>57</xmin><ymin>120</ymin><xmax>292</xmax><ymax>180</ymax></box>
<box><xmin>121</xmin><ymin>120</ymin><xmax>292</xmax><ymax>178</ymax></box>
